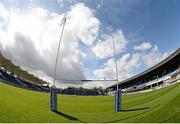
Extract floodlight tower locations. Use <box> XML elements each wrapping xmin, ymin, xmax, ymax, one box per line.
<box><xmin>50</xmin><ymin>17</ymin><xmax>67</xmax><ymax>112</ymax></box>
<box><xmin>109</xmin><ymin>20</ymin><xmax>121</xmax><ymax>112</ymax></box>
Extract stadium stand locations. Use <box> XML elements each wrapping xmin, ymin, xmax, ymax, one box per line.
<box><xmin>0</xmin><ymin>51</ymin><xmax>104</xmax><ymax>95</ymax></box>
<box><xmin>0</xmin><ymin>68</ymin><xmax>49</xmax><ymax>92</ymax></box>
<box><xmin>107</xmin><ymin>48</ymin><xmax>180</xmax><ymax>93</ymax></box>
<box><xmin>0</xmin><ymin>51</ymin><xmax>48</xmax><ymax>85</ymax></box>
<box><xmin>2</xmin><ymin>48</ymin><xmax>179</xmax><ymax>95</ymax></box>
<box><xmin>0</xmin><ymin>67</ymin><xmax>105</xmax><ymax>95</ymax></box>
<box><xmin>0</xmin><ymin>51</ymin><xmax>49</xmax><ymax>92</ymax></box>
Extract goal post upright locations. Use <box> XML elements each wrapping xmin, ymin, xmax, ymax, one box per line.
<box><xmin>53</xmin><ymin>17</ymin><xmax>67</xmax><ymax>88</ymax></box>
<box><xmin>51</xmin><ymin>17</ymin><xmax>67</xmax><ymax>112</ymax></box>
<box><xmin>109</xmin><ymin>20</ymin><xmax>121</xmax><ymax>112</ymax></box>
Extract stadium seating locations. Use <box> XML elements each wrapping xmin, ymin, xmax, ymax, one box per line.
<box><xmin>0</xmin><ymin>69</ymin><xmax>49</xmax><ymax>92</ymax></box>
<box><xmin>0</xmin><ymin>68</ymin><xmax>104</xmax><ymax>95</ymax></box>
<box><xmin>122</xmin><ymin>68</ymin><xmax>180</xmax><ymax>93</ymax></box>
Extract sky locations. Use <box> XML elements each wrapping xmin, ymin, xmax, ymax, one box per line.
<box><xmin>0</xmin><ymin>0</ymin><xmax>180</xmax><ymax>88</ymax></box>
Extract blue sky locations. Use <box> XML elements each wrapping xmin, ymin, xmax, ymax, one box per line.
<box><xmin>0</xmin><ymin>0</ymin><xmax>179</xmax><ymax>88</ymax></box>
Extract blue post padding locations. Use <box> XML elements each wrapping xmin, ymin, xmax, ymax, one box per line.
<box><xmin>50</xmin><ymin>88</ymin><xmax>57</xmax><ymax>111</ymax></box>
<box><xmin>115</xmin><ymin>89</ymin><xmax>121</xmax><ymax>112</ymax></box>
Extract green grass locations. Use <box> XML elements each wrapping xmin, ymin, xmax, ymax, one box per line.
<box><xmin>0</xmin><ymin>82</ymin><xmax>180</xmax><ymax>123</ymax></box>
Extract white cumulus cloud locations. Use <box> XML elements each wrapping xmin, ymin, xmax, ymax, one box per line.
<box><xmin>92</xmin><ymin>30</ymin><xmax>127</xmax><ymax>59</ymax></box>
<box><xmin>0</xmin><ymin>2</ymin><xmax>100</xmax><ymax>87</ymax></box>
<box><xmin>94</xmin><ymin>53</ymin><xmax>141</xmax><ymax>83</ymax></box>
<box><xmin>67</xmin><ymin>3</ymin><xmax>100</xmax><ymax>46</ymax></box>
<box><xmin>133</xmin><ymin>42</ymin><xmax>152</xmax><ymax>51</ymax></box>
<box><xmin>143</xmin><ymin>45</ymin><xmax>170</xmax><ymax>67</ymax></box>
<box><xmin>0</xmin><ymin>2</ymin><xmax>9</xmax><ymax>23</ymax></box>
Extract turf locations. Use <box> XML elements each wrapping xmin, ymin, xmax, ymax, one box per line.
<box><xmin>0</xmin><ymin>82</ymin><xmax>180</xmax><ymax>123</ymax></box>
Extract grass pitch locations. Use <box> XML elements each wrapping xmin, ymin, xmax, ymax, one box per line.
<box><xmin>0</xmin><ymin>82</ymin><xmax>180</xmax><ymax>123</ymax></box>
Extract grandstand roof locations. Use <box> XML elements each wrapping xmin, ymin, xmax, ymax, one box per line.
<box><xmin>108</xmin><ymin>48</ymin><xmax>180</xmax><ymax>89</ymax></box>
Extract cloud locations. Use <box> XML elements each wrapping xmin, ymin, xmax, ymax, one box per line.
<box><xmin>92</xmin><ymin>30</ymin><xmax>127</xmax><ymax>59</ymax></box>
<box><xmin>94</xmin><ymin>53</ymin><xmax>141</xmax><ymax>82</ymax></box>
<box><xmin>0</xmin><ymin>2</ymin><xmax>100</xmax><ymax>87</ymax></box>
<box><xmin>0</xmin><ymin>2</ymin><xmax>9</xmax><ymax>23</ymax></box>
<box><xmin>83</xmin><ymin>81</ymin><xmax>111</xmax><ymax>89</ymax></box>
<box><xmin>143</xmin><ymin>45</ymin><xmax>169</xmax><ymax>67</ymax></box>
<box><xmin>133</xmin><ymin>42</ymin><xmax>152</xmax><ymax>51</ymax></box>
<box><xmin>56</xmin><ymin>0</ymin><xmax>74</xmax><ymax>7</ymax></box>
<box><xmin>0</xmin><ymin>1</ymin><xmax>172</xmax><ymax>89</ymax></box>
<box><xmin>67</xmin><ymin>3</ymin><xmax>100</xmax><ymax>46</ymax></box>
<box><xmin>57</xmin><ymin>0</ymin><xmax>64</xmax><ymax>6</ymax></box>
<box><xmin>93</xmin><ymin>43</ymin><xmax>171</xmax><ymax>87</ymax></box>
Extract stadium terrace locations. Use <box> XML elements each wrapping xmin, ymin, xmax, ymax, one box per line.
<box><xmin>108</xmin><ymin>48</ymin><xmax>180</xmax><ymax>93</ymax></box>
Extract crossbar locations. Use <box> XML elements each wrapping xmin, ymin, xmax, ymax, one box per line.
<box><xmin>55</xmin><ymin>79</ymin><xmax>117</xmax><ymax>82</ymax></box>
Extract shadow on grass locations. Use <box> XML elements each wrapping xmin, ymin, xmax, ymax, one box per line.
<box><xmin>103</xmin><ymin>104</ymin><xmax>160</xmax><ymax>123</ymax></box>
<box><xmin>54</xmin><ymin>111</ymin><xmax>78</xmax><ymax>120</ymax></box>
<box><xmin>121</xmin><ymin>107</ymin><xmax>149</xmax><ymax>112</ymax></box>
<box><xmin>53</xmin><ymin>111</ymin><xmax>85</xmax><ymax>123</ymax></box>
